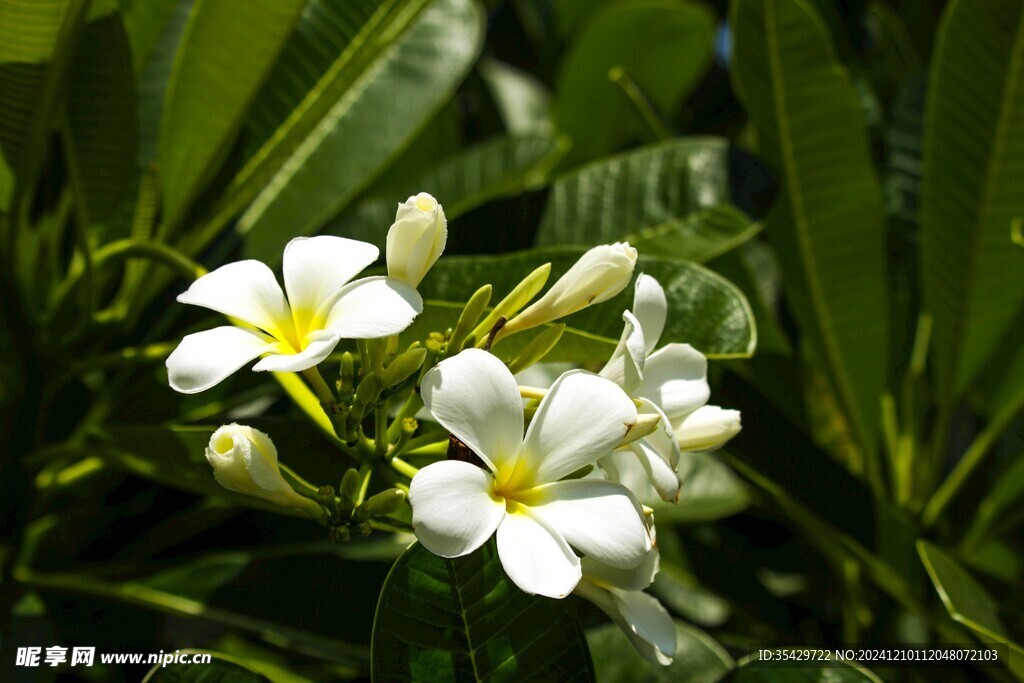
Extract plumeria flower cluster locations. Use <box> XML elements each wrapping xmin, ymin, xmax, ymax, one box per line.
<box><xmin>164</xmin><ymin>191</ymin><xmax>742</xmax><ymax>667</ymax></box>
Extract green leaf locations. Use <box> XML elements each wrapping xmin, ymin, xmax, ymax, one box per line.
<box><xmin>731</xmin><ymin>0</ymin><xmax>888</xmax><ymax>454</ymax></box>
<box><xmin>650</xmin><ymin>563</ymin><xmax>731</xmax><ymax>627</ymax></box>
<box><xmin>537</xmin><ymin>137</ymin><xmax>736</xmax><ymax>252</ymax></box>
<box><xmin>119</xmin><ymin>0</ymin><xmax>180</xmax><ymax>71</ymax></box>
<box><xmin>64</xmin><ymin>13</ymin><xmax>139</xmax><ymax>231</ymax></box>
<box><xmin>0</xmin><ymin>0</ymin><xmax>71</xmax><ymax>64</ymax></box>
<box><xmin>917</xmin><ymin>540</ymin><xmax>1024</xmax><ymax>677</ymax></box>
<box><xmin>554</xmin><ymin>0</ymin><xmax>714</xmax><ymax>167</ymax></box>
<box><xmin>328</xmin><ymin>133</ymin><xmax>569</xmax><ymax>249</ymax></box>
<box><xmin>920</xmin><ymin>0</ymin><xmax>1024</xmax><ymax>404</ymax></box>
<box><xmin>416</xmin><ymin>249</ymin><xmax>757</xmax><ymax>360</ymax></box>
<box><xmin>157</xmin><ymin>0</ymin><xmax>306</xmax><ymax>229</ymax></box>
<box><xmin>478</xmin><ymin>58</ymin><xmax>553</xmax><ymax>135</ymax></box>
<box><xmin>143</xmin><ymin>653</ymin><xmax>271</xmax><ymax>682</ymax></box>
<box><xmin>588</xmin><ymin>621</ymin><xmax>733</xmax><ymax>683</ymax></box>
<box><xmin>371</xmin><ymin>541</ymin><xmax>595</xmax><ymax>682</ymax></box>
<box><xmin>629</xmin><ymin>206</ymin><xmax>762</xmax><ymax>265</ymax></box>
<box><xmin>655</xmin><ymin>452</ymin><xmax>750</xmax><ymax>523</ymax></box>
<box><xmin>236</xmin><ymin>0</ymin><xmax>485</xmax><ymax>263</ymax></box>
<box><xmin>724</xmin><ymin>658</ymin><xmax>881</xmax><ymax>682</ymax></box>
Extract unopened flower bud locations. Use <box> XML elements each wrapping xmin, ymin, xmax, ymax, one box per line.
<box><xmin>381</xmin><ymin>346</ymin><xmax>427</xmax><ymax>388</ymax></box>
<box><xmin>673</xmin><ymin>405</ymin><xmax>741</xmax><ymax>452</ymax></box>
<box><xmin>361</xmin><ymin>488</ymin><xmax>407</xmax><ymax>516</ymax></box>
<box><xmin>386</xmin><ymin>192</ymin><xmax>447</xmax><ymax>287</ymax></box>
<box><xmin>500</xmin><ymin>243</ymin><xmax>637</xmax><ymax>338</ymax></box>
<box><xmin>205</xmin><ymin>424</ymin><xmax>322</xmax><ymax>518</ymax></box>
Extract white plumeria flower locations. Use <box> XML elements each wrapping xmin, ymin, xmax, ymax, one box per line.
<box><xmin>598</xmin><ymin>274</ymin><xmax>741</xmax><ymax>503</ymax></box>
<box><xmin>499</xmin><ymin>242</ymin><xmax>638</xmax><ymax>339</ymax></box>
<box><xmin>167</xmin><ymin>236</ymin><xmax>421</xmax><ymax>393</ymax></box>
<box><xmin>574</xmin><ymin>522</ymin><xmax>675</xmax><ymax>665</ymax></box>
<box><xmin>205</xmin><ymin>423</ymin><xmax>323</xmax><ymax>519</ymax></box>
<box><xmin>386</xmin><ymin>192</ymin><xmax>447</xmax><ymax>287</ymax></box>
<box><xmin>409</xmin><ymin>349</ymin><xmax>651</xmax><ymax>599</ymax></box>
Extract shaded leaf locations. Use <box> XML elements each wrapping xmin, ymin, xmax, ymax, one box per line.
<box><xmin>65</xmin><ymin>13</ymin><xmax>139</xmax><ymax>230</ymax></box>
<box><xmin>656</xmin><ymin>451</ymin><xmax>750</xmax><ymax>523</ymax></box>
<box><xmin>143</xmin><ymin>652</ymin><xmax>271</xmax><ymax>683</ymax></box>
<box><xmin>920</xmin><ymin>0</ymin><xmax>1024</xmax><ymax>404</ymax></box>
<box><xmin>587</xmin><ymin>621</ymin><xmax>733</xmax><ymax>683</ymax></box>
<box><xmin>724</xmin><ymin>657</ymin><xmax>881</xmax><ymax>682</ymax></box>
<box><xmin>917</xmin><ymin>540</ymin><xmax>1024</xmax><ymax>677</ymax></box>
<box><xmin>372</xmin><ymin>541</ymin><xmax>595</xmax><ymax>682</ymax></box>
<box><xmin>555</xmin><ymin>0</ymin><xmax>714</xmax><ymax>166</ymax></box>
<box><xmin>731</xmin><ymin>0</ymin><xmax>888</xmax><ymax>453</ymax></box>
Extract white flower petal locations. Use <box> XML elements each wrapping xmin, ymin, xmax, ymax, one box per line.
<box><xmin>177</xmin><ymin>261</ymin><xmax>291</xmax><ymax>339</ymax></box>
<box><xmin>629</xmin><ymin>439</ymin><xmax>682</xmax><ymax>504</ymax></box>
<box><xmin>611</xmin><ymin>589</ymin><xmax>676</xmax><ymax>665</ymax></box>
<box><xmin>522</xmin><ymin>479</ymin><xmax>650</xmax><ymax>569</ymax></box>
<box><xmin>251</xmin><ymin>331</ymin><xmax>340</xmax><ymax>373</ymax></box>
<box><xmin>599</xmin><ymin>310</ymin><xmax>646</xmax><ymax>393</ymax></box>
<box><xmin>581</xmin><ymin>545</ymin><xmax>660</xmax><ymax>592</ymax></box>
<box><xmin>283</xmin><ymin>236</ymin><xmax>378</xmax><ymax>318</ymax></box>
<box><xmin>673</xmin><ymin>405</ymin><xmax>742</xmax><ymax>452</ymax></box>
<box><xmin>635</xmin><ymin>398</ymin><xmax>681</xmax><ymax>469</ymax></box>
<box><xmin>496</xmin><ymin>505</ymin><xmax>581</xmax><ymax>598</ymax></box>
<box><xmin>632</xmin><ymin>274</ymin><xmax>667</xmax><ymax>354</ymax></box>
<box><xmin>409</xmin><ymin>460</ymin><xmax>505</xmax><ymax>558</ymax></box>
<box><xmin>520</xmin><ymin>370</ymin><xmax>637</xmax><ymax>485</ymax></box>
<box><xmin>420</xmin><ymin>348</ymin><xmax>523</xmax><ymax>473</ymax></box>
<box><xmin>634</xmin><ymin>344</ymin><xmax>709</xmax><ymax>420</ymax></box>
<box><xmin>323</xmin><ymin>276</ymin><xmax>422</xmax><ymax>339</ymax></box>
<box><xmin>166</xmin><ymin>326</ymin><xmax>274</xmax><ymax>394</ymax></box>
<box><xmin>598</xmin><ymin>452</ymin><xmax>661</xmax><ymax>504</ymax></box>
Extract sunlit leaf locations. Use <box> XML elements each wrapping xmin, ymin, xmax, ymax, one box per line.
<box><xmin>920</xmin><ymin>0</ymin><xmax>1024</xmax><ymax>405</ymax></box>
<box><xmin>731</xmin><ymin>0</ymin><xmax>888</xmax><ymax>454</ymax></box>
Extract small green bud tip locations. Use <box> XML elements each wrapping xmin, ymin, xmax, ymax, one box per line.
<box><xmin>340</xmin><ymin>469</ymin><xmax>361</xmax><ymax>500</ymax></box>
<box><xmin>362</xmin><ymin>488</ymin><xmax>407</xmax><ymax>516</ymax></box>
<box><xmin>402</xmin><ymin>417</ymin><xmax>418</xmax><ymax>434</ymax></box>
<box><xmin>331</xmin><ymin>526</ymin><xmax>351</xmax><ymax>543</ymax></box>
<box><xmin>357</xmin><ymin>522</ymin><xmax>372</xmax><ymax>536</ymax></box>
<box><xmin>317</xmin><ymin>485</ymin><xmax>335</xmax><ymax>502</ymax></box>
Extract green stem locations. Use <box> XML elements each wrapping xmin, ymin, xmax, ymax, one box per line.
<box><xmin>355</xmin><ymin>462</ymin><xmax>372</xmax><ymax>507</ymax></box>
<box><xmin>70</xmin><ymin>342</ymin><xmax>176</xmax><ymax>374</ymax></box>
<box><xmin>279</xmin><ymin>463</ymin><xmax>321</xmax><ymax>500</ymax></box>
<box><xmin>390</xmin><ymin>457</ymin><xmax>419</xmax><ymax>480</ymax></box>
<box><xmin>374</xmin><ymin>401</ymin><xmax>388</xmax><ymax>459</ymax></box>
<box><xmin>301</xmin><ymin>367</ymin><xmax>349</xmax><ymax>444</ymax></box>
<box><xmin>387</xmin><ymin>389</ymin><xmax>423</xmax><ymax>442</ymax></box>
<box><xmin>608</xmin><ymin>66</ymin><xmax>673</xmax><ymax>141</ymax></box>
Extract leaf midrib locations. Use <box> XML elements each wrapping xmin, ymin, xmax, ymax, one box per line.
<box><xmin>448</xmin><ymin>557</ymin><xmax>484</xmax><ymax>682</ymax></box>
<box><xmin>763</xmin><ymin>0</ymin><xmax>870</xmax><ymax>446</ymax></box>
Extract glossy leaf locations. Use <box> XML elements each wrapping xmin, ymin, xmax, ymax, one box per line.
<box><xmin>555</xmin><ymin>0</ymin><xmax>714</xmax><ymax>166</ymax></box>
<box><xmin>532</xmin><ymin>138</ymin><xmax>749</xmax><ymax>259</ymax></box>
<box><xmin>917</xmin><ymin>540</ymin><xmax>1024</xmax><ymax>677</ymax></box>
<box><xmin>416</xmin><ymin>249</ymin><xmax>757</xmax><ymax>359</ymax></box>
<box><xmin>237</xmin><ymin>0</ymin><xmax>485</xmax><ymax>263</ymax></box>
<box><xmin>731</xmin><ymin>0</ymin><xmax>888</xmax><ymax>453</ymax></box>
<box><xmin>588</xmin><ymin>621</ymin><xmax>733</xmax><ymax>683</ymax></box>
<box><xmin>920</xmin><ymin>0</ymin><xmax>1024</xmax><ymax>404</ymax></box>
<box><xmin>329</xmin><ymin>133</ymin><xmax>569</xmax><ymax>248</ymax></box>
<box><xmin>372</xmin><ymin>541</ymin><xmax>595</xmax><ymax>682</ymax></box>
<box><xmin>157</xmin><ymin>0</ymin><xmax>306</xmax><ymax>228</ymax></box>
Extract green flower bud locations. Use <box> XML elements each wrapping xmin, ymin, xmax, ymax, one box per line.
<box><xmin>381</xmin><ymin>347</ymin><xmax>428</xmax><ymax>388</ymax></box>
<box><xmin>361</xmin><ymin>488</ymin><xmax>407</xmax><ymax>516</ymax></box>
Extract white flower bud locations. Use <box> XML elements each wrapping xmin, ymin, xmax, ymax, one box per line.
<box><xmin>386</xmin><ymin>192</ymin><xmax>447</xmax><ymax>287</ymax></box>
<box><xmin>205</xmin><ymin>424</ymin><xmax>322</xmax><ymax>518</ymax></box>
<box><xmin>501</xmin><ymin>242</ymin><xmax>638</xmax><ymax>337</ymax></box>
<box><xmin>672</xmin><ymin>405</ymin><xmax>741</xmax><ymax>452</ymax></box>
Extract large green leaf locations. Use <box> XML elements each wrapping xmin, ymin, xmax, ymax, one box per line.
<box><xmin>588</xmin><ymin>621</ymin><xmax>733</xmax><ymax>683</ymax></box>
<box><xmin>157</xmin><ymin>0</ymin><xmax>306</xmax><ymax>229</ymax></box>
<box><xmin>371</xmin><ymin>541</ymin><xmax>595</xmax><ymax>682</ymax></box>
<box><xmin>920</xmin><ymin>0</ymin><xmax>1024</xmax><ymax>404</ymax></box>
<box><xmin>554</xmin><ymin>0</ymin><xmax>714</xmax><ymax>167</ymax></box>
<box><xmin>235</xmin><ymin>0</ymin><xmax>485</xmax><ymax>263</ymax></box>
<box><xmin>416</xmin><ymin>249</ymin><xmax>757</xmax><ymax>360</ymax></box>
<box><xmin>328</xmin><ymin>133</ymin><xmax>568</xmax><ymax>248</ymax></box>
<box><xmin>731</xmin><ymin>0</ymin><xmax>888</xmax><ymax>454</ymax></box>
<box><xmin>64</xmin><ymin>13</ymin><xmax>139</xmax><ymax>231</ymax></box>
<box><xmin>917</xmin><ymin>540</ymin><xmax>1024</xmax><ymax>677</ymax></box>
<box><xmin>963</xmin><ymin>451</ymin><xmax>1024</xmax><ymax>547</ymax></box>
<box><xmin>119</xmin><ymin>0</ymin><xmax>179</xmax><ymax>72</ymax></box>
<box><xmin>537</xmin><ymin>137</ymin><xmax>734</xmax><ymax>250</ymax></box>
